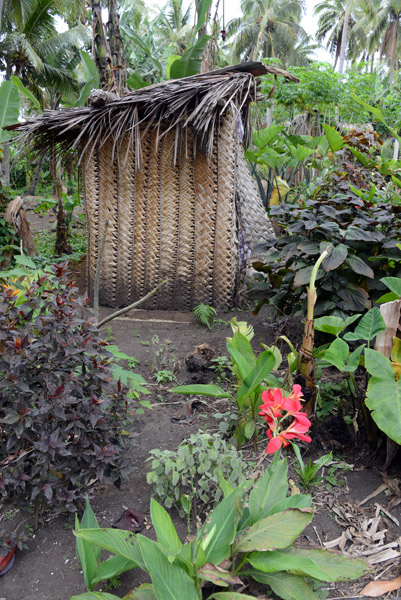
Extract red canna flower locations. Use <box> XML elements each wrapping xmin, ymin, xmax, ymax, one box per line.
<box><xmin>259</xmin><ymin>385</ymin><xmax>312</xmax><ymax>454</ymax></box>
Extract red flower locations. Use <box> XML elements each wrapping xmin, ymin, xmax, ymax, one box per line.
<box><xmin>266</xmin><ymin>414</ymin><xmax>312</xmax><ymax>454</ymax></box>
<box><xmin>259</xmin><ymin>385</ymin><xmax>311</xmax><ymax>454</ymax></box>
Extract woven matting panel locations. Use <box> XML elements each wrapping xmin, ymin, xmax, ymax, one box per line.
<box><xmin>82</xmin><ymin>114</ymin><xmax>269</xmax><ymax>310</ymax></box>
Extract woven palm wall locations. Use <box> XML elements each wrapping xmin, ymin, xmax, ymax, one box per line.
<box><xmin>82</xmin><ymin>108</ymin><xmax>272</xmax><ymax>310</ymax></box>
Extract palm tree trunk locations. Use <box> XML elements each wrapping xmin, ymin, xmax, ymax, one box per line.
<box><xmin>90</xmin><ymin>0</ymin><xmax>112</xmax><ymax>88</ymax></box>
<box><xmin>107</xmin><ymin>0</ymin><xmax>123</xmax><ymax>94</ymax></box>
<box><xmin>1</xmin><ymin>63</ymin><xmax>12</xmax><ymax>186</ymax></box>
<box><xmin>25</xmin><ymin>151</ymin><xmax>46</xmax><ymax>196</ymax></box>
<box><xmin>338</xmin><ymin>5</ymin><xmax>350</xmax><ymax>75</ymax></box>
<box><xmin>389</xmin><ymin>20</ymin><xmax>399</xmax><ymax>87</ymax></box>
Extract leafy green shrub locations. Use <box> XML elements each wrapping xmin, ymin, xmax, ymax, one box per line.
<box><xmin>254</xmin><ymin>190</ymin><xmax>401</xmax><ymax>318</ymax></box>
<box><xmin>0</xmin><ymin>262</ymin><xmax>135</xmax><ymax>515</ymax></box>
<box><xmin>72</xmin><ymin>458</ymin><xmax>368</xmax><ymax>600</ymax></box>
<box><xmin>146</xmin><ymin>432</ymin><xmax>247</xmax><ymax>517</ymax></box>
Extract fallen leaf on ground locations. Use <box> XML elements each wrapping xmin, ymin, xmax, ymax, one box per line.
<box><xmin>360</xmin><ymin>575</ymin><xmax>401</xmax><ymax>596</ymax></box>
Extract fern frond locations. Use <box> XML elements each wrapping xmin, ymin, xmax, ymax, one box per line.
<box><xmin>193</xmin><ymin>303</ymin><xmax>217</xmax><ymax>329</ymax></box>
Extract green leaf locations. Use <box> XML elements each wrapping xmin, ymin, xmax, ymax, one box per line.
<box><xmin>169</xmin><ymin>384</ymin><xmax>229</xmax><ymax>398</ymax></box>
<box><xmin>322</xmin><ymin>244</ymin><xmax>347</xmax><ymax>272</ymax></box>
<box><xmin>250</xmin><ymin>571</ymin><xmax>318</xmax><ymax>600</ymax></box>
<box><xmin>365</xmin><ymin>348</ymin><xmax>401</xmax><ymax>444</ymax></box>
<box><xmin>236</xmin><ymin>350</ymin><xmax>276</xmax><ymax>409</ymax></box>
<box><xmin>343</xmin><ymin>307</ymin><xmax>386</xmax><ymax>342</ymax></box>
<box><xmin>169</xmin><ymin>35</ymin><xmax>211</xmax><ymax>79</ymax></box>
<box><xmin>92</xmin><ymin>555</ymin><xmax>136</xmax><ymax>586</ymax></box>
<box><xmin>346</xmin><ymin>255</ymin><xmax>374</xmax><ymax>278</ymax></box>
<box><xmin>195</xmin><ymin>0</ymin><xmax>213</xmax><ymax>33</ymax></box>
<box><xmin>249</xmin><ymin>547</ymin><xmax>367</xmax><ymax>581</ymax></box>
<box><xmin>323</xmin><ymin>338</ymin><xmax>349</xmax><ymax>370</ymax></box>
<box><xmin>120</xmin><ymin>27</ymin><xmax>164</xmax><ymax>77</ymax></box>
<box><xmin>323</xmin><ymin>124</ymin><xmax>344</xmax><ymax>153</ymax></box>
<box><xmin>348</xmin><ymin>147</ymin><xmax>369</xmax><ymax>167</ymax></box>
<box><xmin>124</xmin><ymin>584</ymin><xmax>156</xmax><ymax>600</ymax></box>
<box><xmin>202</xmin><ymin>482</ymin><xmax>251</xmax><ymax>565</ymax></box>
<box><xmin>75</xmin><ymin>497</ymin><xmax>101</xmax><ymax>590</ymax></box>
<box><xmin>235</xmin><ymin>509</ymin><xmax>313</xmax><ymax>553</ymax></box>
<box><xmin>380</xmin><ymin>277</ymin><xmax>401</xmax><ymax>299</ymax></box>
<box><xmin>14</xmin><ymin>254</ymin><xmax>36</xmax><ymax>269</ymax></box>
<box><xmin>392</xmin><ymin>174</ymin><xmax>401</xmax><ymax>189</ymax></box>
<box><xmin>74</xmin><ymin>528</ymin><xmax>143</xmax><ymax>568</ymax></box>
<box><xmin>248</xmin><ymin>459</ymin><xmax>288</xmax><ymax>524</ymax></box>
<box><xmin>10</xmin><ymin>76</ymin><xmax>41</xmax><ymax>111</ymax></box>
<box><xmin>126</xmin><ymin>72</ymin><xmax>151</xmax><ymax>90</ymax></box>
<box><xmin>150</xmin><ymin>498</ymin><xmax>182</xmax><ymax>555</ymax></box>
<box><xmin>352</xmin><ymin>95</ymin><xmax>401</xmax><ymax>143</ymax></box>
<box><xmin>314</xmin><ymin>314</ymin><xmax>361</xmax><ymax>337</ymax></box>
<box><xmin>0</xmin><ymin>80</ymin><xmax>19</xmax><ymax>142</ymax></box>
<box><xmin>135</xmin><ymin>534</ymin><xmax>199</xmax><ymax>600</ymax></box>
<box><xmin>269</xmin><ymin>494</ymin><xmax>312</xmax><ymax>513</ymax></box>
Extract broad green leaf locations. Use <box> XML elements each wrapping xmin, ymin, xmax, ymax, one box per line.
<box><xmin>226</xmin><ymin>339</ymin><xmax>253</xmax><ymax>382</ymax></box>
<box><xmin>201</xmin><ymin>486</ymin><xmax>245</xmax><ymax>565</ymax></box>
<box><xmin>268</xmin><ymin>494</ymin><xmax>312</xmax><ymax>514</ymax></box>
<box><xmin>236</xmin><ymin>509</ymin><xmax>313</xmax><ymax>553</ymax></box>
<box><xmin>92</xmin><ymin>555</ymin><xmax>136</xmax><ymax>586</ymax></box>
<box><xmin>380</xmin><ymin>276</ymin><xmax>401</xmax><ymax>299</ymax></box>
<box><xmin>314</xmin><ymin>314</ymin><xmax>361</xmax><ymax>337</ymax></box>
<box><xmin>75</xmin><ymin>497</ymin><xmax>101</xmax><ymax>589</ymax></box>
<box><xmin>10</xmin><ymin>76</ymin><xmax>41</xmax><ymax>111</ymax></box>
<box><xmin>70</xmin><ymin>593</ymin><xmax>122</xmax><ymax>600</ymax></box>
<box><xmin>219</xmin><ymin>473</ymin><xmax>234</xmax><ymax>497</ymax></box>
<box><xmin>392</xmin><ymin>174</ymin><xmax>401</xmax><ymax>189</ymax></box>
<box><xmin>343</xmin><ymin>307</ymin><xmax>386</xmax><ymax>342</ymax></box>
<box><xmin>322</xmin><ymin>243</ymin><xmax>347</xmax><ymax>272</ymax></box>
<box><xmin>248</xmin><ymin>459</ymin><xmax>288</xmax><ymax>524</ymax></box>
<box><xmin>228</xmin><ymin>331</ymin><xmax>256</xmax><ymax>369</ymax></box>
<box><xmin>376</xmin><ymin>292</ymin><xmax>399</xmax><ymax>304</ymax></box>
<box><xmin>80</xmin><ymin>50</ymin><xmax>100</xmax><ymax>81</ymax></box>
<box><xmin>323</xmin><ymin>124</ymin><xmax>344</xmax><ymax>153</ymax></box>
<box><xmin>195</xmin><ymin>0</ymin><xmax>213</xmax><ymax>33</ymax></box>
<box><xmin>14</xmin><ymin>254</ymin><xmax>36</xmax><ymax>269</ymax></box>
<box><xmin>75</xmin><ymin>528</ymin><xmax>143</xmax><ymax>569</ymax></box>
<box><xmin>348</xmin><ymin>147</ymin><xmax>369</xmax><ymax>166</ymax></box>
<box><xmin>249</xmin><ymin>547</ymin><xmax>368</xmax><ymax>581</ymax></box>
<box><xmin>126</xmin><ymin>72</ymin><xmax>151</xmax><ymax>90</ymax></box>
<box><xmin>150</xmin><ymin>498</ymin><xmax>182</xmax><ymax>555</ymax></box>
<box><xmin>76</xmin><ymin>76</ymin><xmax>97</xmax><ymax>107</ymax></box>
<box><xmin>0</xmin><ymin>80</ymin><xmax>19</xmax><ymax>142</ymax></box>
<box><xmin>170</xmin><ymin>35</ymin><xmax>211</xmax><ymax>79</ymax></box>
<box><xmin>323</xmin><ymin>338</ymin><xmax>349</xmax><ymax>370</ymax></box>
<box><xmin>346</xmin><ymin>255</ymin><xmax>374</xmax><ymax>278</ymax></box>
<box><xmin>365</xmin><ymin>348</ymin><xmax>401</xmax><ymax>444</ymax></box>
<box><xmin>250</xmin><ymin>571</ymin><xmax>318</xmax><ymax>600</ymax></box>
<box><xmin>124</xmin><ymin>584</ymin><xmax>156</xmax><ymax>600</ymax></box>
<box><xmin>135</xmin><ymin>534</ymin><xmax>198</xmax><ymax>600</ymax></box>
<box><xmin>236</xmin><ymin>350</ymin><xmax>276</xmax><ymax>408</ymax></box>
<box><xmin>169</xmin><ymin>384</ymin><xmax>229</xmax><ymax>398</ymax></box>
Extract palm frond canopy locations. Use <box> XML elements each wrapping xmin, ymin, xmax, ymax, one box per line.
<box><xmin>10</xmin><ymin>62</ymin><xmax>298</xmax><ymax>167</ymax></box>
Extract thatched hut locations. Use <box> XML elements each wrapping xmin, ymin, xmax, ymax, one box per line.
<box><xmin>14</xmin><ymin>62</ymin><xmax>298</xmax><ymax>310</ymax></box>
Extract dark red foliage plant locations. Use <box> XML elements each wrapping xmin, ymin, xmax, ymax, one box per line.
<box><xmin>0</xmin><ymin>262</ymin><xmax>134</xmax><ymax>516</ymax></box>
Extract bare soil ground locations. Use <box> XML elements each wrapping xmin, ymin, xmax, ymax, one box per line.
<box><xmin>1</xmin><ymin>206</ymin><xmax>401</xmax><ymax>600</ymax></box>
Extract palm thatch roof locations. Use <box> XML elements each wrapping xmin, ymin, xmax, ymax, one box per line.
<box><xmin>10</xmin><ymin>62</ymin><xmax>298</xmax><ymax>168</ymax></box>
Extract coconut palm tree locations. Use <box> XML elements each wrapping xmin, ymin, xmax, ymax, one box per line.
<box><xmin>227</xmin><ymin>0</ymin><xmax>306</xmax><ymax>66</ymax></box>
<box><xmin>315</xmin><ymin>0</ymin><xmax>361</xmax><ymax>73</ymax></box>
<box><xmin>356</xmin><ymin>0</ymin><xmax>401</xmax><ymax>85</ymax></box>
<box><xmin>0</xmin><ymin>0</ymin><xmax>88</xmax><ymax>183</ymax></box>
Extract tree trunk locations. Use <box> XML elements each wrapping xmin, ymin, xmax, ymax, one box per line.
<box><xmin>1</xmin><ymin>63</ymin><xmax>12</xmax><ymax>186</ymax></box>
<box><xmin>90</xmin><ymin>0</ymin><xmax>112</xmax><ymax>89</ymax></box>
<box><xmin>338</xmin><ymin>6</ymin><xmax>350</xmax><ymax>75</ymax></box>
<box><xmin>107</xmin><ymin>0</ymin><xmax>123</xmax><ymax>94</ymax></box>
<box><xmin>25</xmin><ymin>151</ymin><xmax>46</xmax><ymax>196</ymax></box>
<box><xmin>389</xmin><ymin>19</ymin><xmax>398</xmax><ymax>87</ymax></box>
<box><xmin>51</xmin><ymin>146</ymin><xmax>69</xmax><ymax>256</ymax></box>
